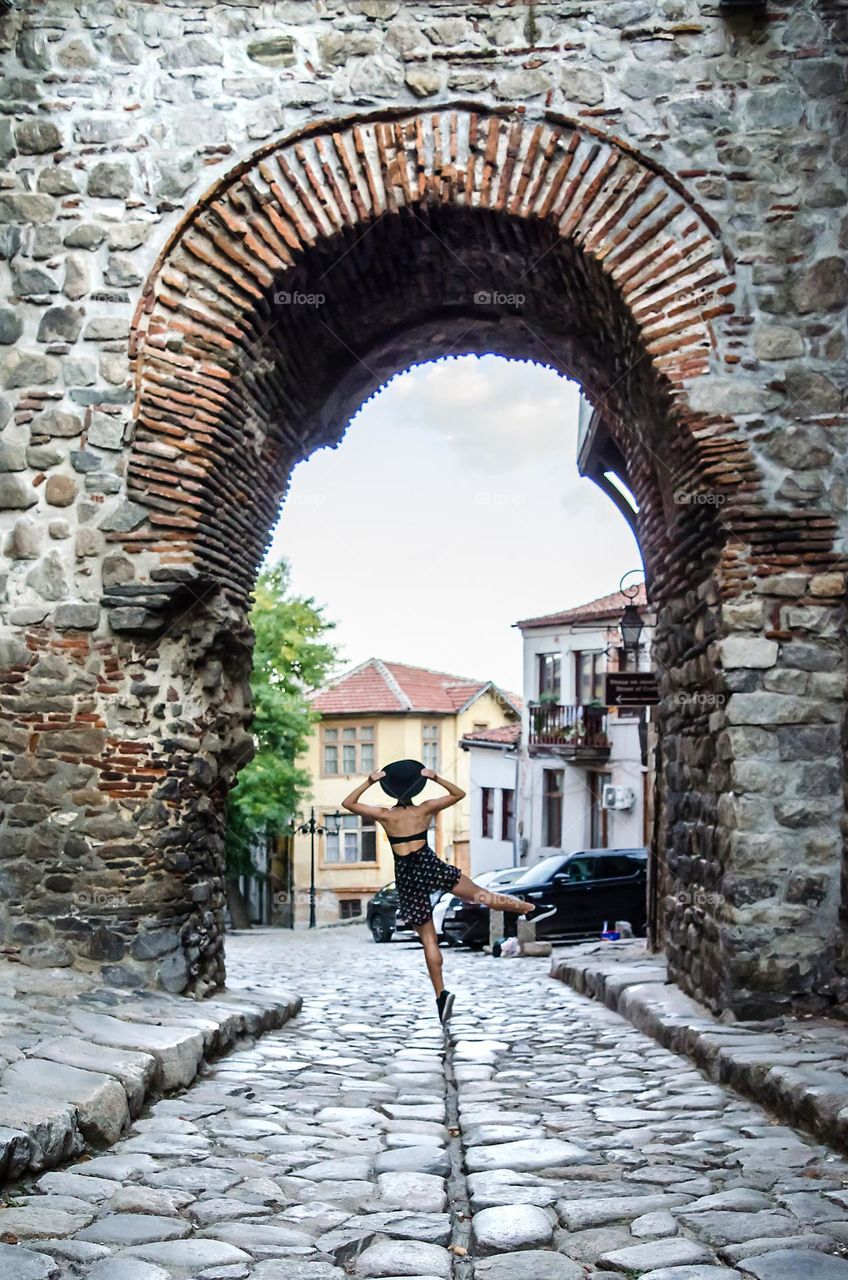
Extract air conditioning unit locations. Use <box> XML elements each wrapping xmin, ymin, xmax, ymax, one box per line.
<box><xmin>602</xmin><ymin>785</ymin><xmax>635</xmax><ymax>811</ymax></box>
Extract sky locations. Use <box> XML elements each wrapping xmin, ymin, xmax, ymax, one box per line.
<box><xmin>263</xmin><ymin>355</ymin><xmax>642</xmax><ymax>696</ymax></box>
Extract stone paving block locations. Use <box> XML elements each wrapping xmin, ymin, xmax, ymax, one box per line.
<box><xmin>600</xmin><ymin>1237</ymin><xmax>715</xmax><ymax>1271</ymax></box>
<box><xmin>68</xmin><ymin>1010</ymin><xmax>205</xmax><ymax>1090</ymax></box>
<box><xmin>465</xmin><ymin>1137</ymin><xmax>588</xmax><ymax>1173</ymax></box>
<box><xmin>0</xmin><ymin>1089</ymin><xmax>83</xmax><ymax>1172</ymax></box>
<box><xmin>641</xmin><ymin>1269</ymin><xmax>743</xmax><ymax>1280</ymax></box>
<box><xmin>472</xmin><ymin>1203</ymin><xmax>555</xmax><ymax>1253</ymax></box>
<box><xmin>3</xmin><ymin>1056</ymin><xmax>130</xmax><ymax>1145</ymax></box>
<box><xmin>88</xmin><ymin>1261</ymin><xmax>172</xmax><ymax>1280</ymax></box>
<box><xmin>475</xmin><ymin>1252</ymin><xmax>585</xmax><ymax>1280</ymax></box>
<box><xmin>721</xmin><ymin>1233</ymin><xmax>839</xmax><ymax>1263</ymax></box>
<box><xmin>352</xmin><ymin>1238</ymin><xmax>453</xmax><ymax>1277</ymax></box>
<box><xmin>738</xmin><ymin>1249</ymin><xmax>848</xmax><ymax>1278</ymax></box>
<box><xmin>120</xmin><ymin>1241</ymin><xmax>254</xmax><ymax>1268</ymax></box>
<box><xmin>0</xmin><ymin>1242</ymin><xmax>61</xmax><ymax>1279</ymax></box>
<box><xmin>31</xmin><ymin>1037</ymin><xmax>156</xmax><ymax>1117</ymax></box>
<box><xmin>0</xmin><ymin>1124</ymin><xmax>33</xmax><ymax>1180</ymax></box>
<box><xmin>0</xmin><ymin>1205</ymin><xmax>95</xmax><ymax>1237</ymax></box>
<box><xmin>76</xmin><ymin>1212</ymin><xmax>193</xmax><ymax>1245</ymax></box>
<box><xmin>559</xmin><ymin>1193</ymin><xmax>691</xmax><ymax>1230</ymax></box>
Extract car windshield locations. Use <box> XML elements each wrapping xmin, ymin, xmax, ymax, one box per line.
<box><xmin>478</xmin><ymin>867</ymin><xmax>522</xmax><ymax>888</ymax></box>
<box><xmin>512</xmin><ymin>855</ymin><xmax>568</xmax><ymax>886</ymax></box>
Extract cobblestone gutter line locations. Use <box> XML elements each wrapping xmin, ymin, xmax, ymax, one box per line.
<box><xmin>442</xmin><ymin>1023</ymin><xmax>474</xmax><ymax>1280</ymax></box>
<box><xmin>551</xmin><ymin>940</ymin><xmax>848</xmax><ymax>1156</ymax></box>
<box><xmin>0</xmin><ymin>974</ymin><xmax>301</xmax><ymax>1186</ymax></box>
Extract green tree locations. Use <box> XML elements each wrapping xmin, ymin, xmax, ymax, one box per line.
<box><xmin>225</xmin><ymin>560</ymin><xmax>338</xmax><ymax>922</ymax></box>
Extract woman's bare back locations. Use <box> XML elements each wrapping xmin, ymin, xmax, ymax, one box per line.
<box><xmin>377</xmin><ymin>803</ymin><xmax>432</xmax><ymax>854</ymax></box>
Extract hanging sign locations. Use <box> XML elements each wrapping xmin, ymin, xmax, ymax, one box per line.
<box><xmin>605</xmin><ymin>672</ymin><xmax>660</xmax><ymax>707</ymax></box>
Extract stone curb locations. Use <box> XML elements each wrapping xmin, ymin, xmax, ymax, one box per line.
<box><xmin>0</xmin><ymin>983</ymin><xmax>302</xmax><ymax>1186</ymax></box>
<box><xmin>550</xmin><ymin>941</ymin><xmax>848</xmax><ymax>1156</ymax></box>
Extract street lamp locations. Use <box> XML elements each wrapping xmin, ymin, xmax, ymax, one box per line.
<box><xmin>291</xmin><ymin>808</ymin><xmax>343</xmax><ymax>929</ymax></box>
<box><xmin>616</xmin><ymin>570</ymin><xmax>646</xmax><ymax>669</ymax></box>
<box><xmin>619</xmin><ymin>603</ymin><xmax>645</xmax><ymax>653</ymax></box>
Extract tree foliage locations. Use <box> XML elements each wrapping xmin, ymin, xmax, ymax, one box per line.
<box><xmin>225</xmin><ymin>560</ymin><xmax>338</xmax><ymax>873</ymax></box>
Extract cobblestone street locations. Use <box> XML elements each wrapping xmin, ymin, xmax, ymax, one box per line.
<box><xmin>5</xmin><ymin>927</ymin><xmax>848</xmax><ymax>1280</ymax></box>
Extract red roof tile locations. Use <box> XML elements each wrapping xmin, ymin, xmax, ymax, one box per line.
<box><xmin>514</xmin><ymin>585</ymin><xmax>648</xmax><ymax>631</ymax></box>
<box><xmin>460</xmin><ymin>723</ymin><xmax>521</xmax><ymax>746</ymax></box>
<box><xmin>310</xmin><ymin>657</ymin><xmax>522</xmax><ymax>716</ymax></box>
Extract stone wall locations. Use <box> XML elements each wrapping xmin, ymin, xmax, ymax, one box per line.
<box><xmin>0</xmin><ymin>0</ymin><xmax>845</xmax><ymax>1012</ymax></box>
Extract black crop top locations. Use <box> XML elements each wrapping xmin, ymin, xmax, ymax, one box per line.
<box><xmin>386</xmin><ymin>828</ymin><xmax>430</xmax><ymax>846</ymax></box>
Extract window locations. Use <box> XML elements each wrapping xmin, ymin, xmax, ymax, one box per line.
<box><xmin>575</xmin><ymin>651</ymin><xmax>605</xmax><ymax>704</ymax></box>
<box><xmin>472</xmin><ymin>720</ymin><xmax>488</xmax><ymax>732</ymax></box>
<box><xmin>538</xmin><ymin>652</ymin><xmax>561</xmax><ymax>701</ymax></box>
<box><xmin>321</xmin><ymin>723</ymin><xmax>375</xmax><ymax>775</ymax></box>
<box><xmin>542</xmin><ymin>770</ymin><xmax>563</xmax><ymax>847</ymax></box>
<box><xmin>325</xmin><ymin>813</ymin><xmax>377</xmax><ymax>863</ymax></box>
<box><xmin>597</xmin><ymin>855</ymin><xmax>635</xmax><ymax>878</ymax></box>
<box><xmin>564</xmin><ymin>856</ymin><xmax>598</xmax><ymax>883</ymax></box>
<box><xmin>340</xmin><ymin>899</ymin><xmax>362</xmax><ymax>919</ymax></box>
<box><xmin>422</xmin><ymin>722</ymin><xmax>440</xmax><ymax>771</ymax></box>
<box><xmin>501</xmin><ymin>788</ymin><xmax>515</xmax><ymax>842</ymax></box>
<box><xmin>481</xmin><ymin>786</ymin><xmax>494</xmax><ymax>838</ymax></box>
<box><xmin>323</xmin><ymin>726</ymin><xmax>338</xmax><ymax>775</ymax></box>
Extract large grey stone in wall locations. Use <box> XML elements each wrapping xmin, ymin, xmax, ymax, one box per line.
<box><xmin>0</xmin><ymin>474</ymin><xmax>37</xmax><ymax>509</ymax></box>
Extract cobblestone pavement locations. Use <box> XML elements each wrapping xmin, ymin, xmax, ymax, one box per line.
<box><xmin>5</xmin><ymin>925</ymin><xmax>848</xmax><ymax>1280</ymax></box>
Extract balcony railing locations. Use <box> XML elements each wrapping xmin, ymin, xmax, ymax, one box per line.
<box><xmin>528</xmin><ymin>703</ymin><xmax>611</xmax><ymax>756</ymax></box>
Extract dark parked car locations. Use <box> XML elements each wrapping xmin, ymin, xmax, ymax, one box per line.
<box><xmin>366</xmin><ymin>882</ymin><xmax>443</xmax><ymax>943</ymax></box>
<box><xmin>442</xmin><ymin>848</ymin><xmax>647</xmax><ymax>949</ymax></box>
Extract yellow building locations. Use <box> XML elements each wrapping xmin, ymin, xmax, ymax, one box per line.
<box><xmin>293</xmin><ymin>657</ymin><xmax>521</xmax><ymax>926</ymax></box>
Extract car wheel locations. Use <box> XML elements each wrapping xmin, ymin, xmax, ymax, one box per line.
<box><xmin>371</xmin><ymin>916</ymin><xmax>393</xmax><ymax>943</ymax></box>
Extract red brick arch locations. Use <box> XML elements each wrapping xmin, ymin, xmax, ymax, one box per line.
<box><xmin>123</xmin><ymin>104</ymin><xmax>756</xmax><ymax>613</ymax></box>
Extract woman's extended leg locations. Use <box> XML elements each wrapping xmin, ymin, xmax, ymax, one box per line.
<box><xmin>415</xmin><ymin>919</ymin><xmax>444</xmax><ymax>995</ymax></box>
<box><xmin>452</xmin><ymin>873</ymin><xmax>535</xmax><ymax>915</ymax></box>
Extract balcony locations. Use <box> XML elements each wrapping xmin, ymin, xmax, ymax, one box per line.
<box><xmin>527</xmin><ymin>702</ymin><xmax>611</xmax><ymax>760</ymax></box>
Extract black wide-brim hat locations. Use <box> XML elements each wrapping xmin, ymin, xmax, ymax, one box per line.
<box><xmin>379</xmin><ymin>758</ymin><xmax>427</xmax><ymax>801</ymax></box>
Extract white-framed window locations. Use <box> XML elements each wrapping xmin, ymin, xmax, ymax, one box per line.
<box><xmin>325</xmin><ymin>813</ymin><xmax>377</xmax><ymax>863</ymax></box>
<box><xmin>538</xmin><ymin>652</ymin><xmax>561</xmax><ymax>700</ymax></box>
<box><xmin>422</xmin><ymin>722</ymin><xmax>440</xmax><ymax>771</ymax></box>
<box><xmin>321</xmin><ymin>723</ymin><xmax>375</xmax><ymax>775</ymax></box>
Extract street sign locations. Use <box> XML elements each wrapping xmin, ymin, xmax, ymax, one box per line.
<box><xmin>605</xmin><ymin>672</ymin><xmax>660</xmax><ymax>707</ymax></box>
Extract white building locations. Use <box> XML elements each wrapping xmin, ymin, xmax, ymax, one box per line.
<box><xmin>513</xmin><ymin>588</ymin><xmax>655</xmax><ymax>868</ymax></box>
<box><xmin>458</xmin><ymin>724</ymin><xmax>520</xmax><ymax>877</ymax></box>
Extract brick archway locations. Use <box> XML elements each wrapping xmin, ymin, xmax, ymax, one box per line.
<box><xmin>126</xmin><ymin>105</ymin><xmax>750</xmax><ymax>613</ymax></box>
<box><xmin>2</xmin><ymin>106</ymin><xmax>843</xmax><ymax>1014</ymax></box>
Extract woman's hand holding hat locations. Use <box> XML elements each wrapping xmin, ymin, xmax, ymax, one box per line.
<box><xmin>368</xmin><ymin>768</ymin><xmax>386</xmax><ymax>783</ymax></box>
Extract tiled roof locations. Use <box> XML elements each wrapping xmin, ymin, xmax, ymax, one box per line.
<box><xmin>310</xmin><ymin>657</ymin><xmax>522</xmax><ymax>716</ymax></box>
<box><xmin>513</xmin><ymin>585</ymin><xmax>648</xmax><ymax>631</ymax></box>
<box><xmin>460</xmin><ymin>723</ymin><xmax>521</xmax><ymax>746</ymax></box>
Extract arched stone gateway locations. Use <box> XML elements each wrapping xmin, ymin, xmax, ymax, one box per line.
<box><xmin>0</xmin><ymin>82</ymin><xmax>845</xmax><ymax>1012</ymax></box>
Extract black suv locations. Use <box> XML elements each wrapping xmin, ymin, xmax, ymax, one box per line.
<box><xmin>442</xmin><ymin>848</ymin><xmax>647</xmax><ymax>949</ymax></box>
